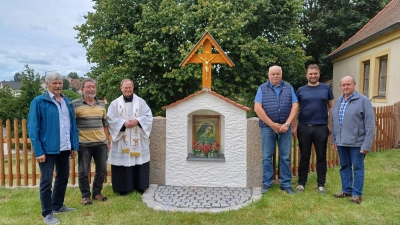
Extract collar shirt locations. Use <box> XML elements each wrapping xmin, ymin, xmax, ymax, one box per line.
<box><xmin>339</xmin><ymin>93</ymin><xmax>355</xmax><ymax>126</ymax></box>
<box><xmin>48</xmin><ymin>91</ymin><xmax>71</xmax><ymax>151</ymax></box>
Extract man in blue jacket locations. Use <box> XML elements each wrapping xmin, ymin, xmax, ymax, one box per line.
<box><xmin>28</xmin><ymin>71</ymin><xmax>79</xmax><ymax>224</ymax></box>
<box><xmin>331</xmin><ymin>76</ymin><xmax>374</xmax><ymax>204</ymax></box>
<box><xmin>254</xmin><ymin>65</ymin><xmax>299</xmax><ymax>195</ymax></box>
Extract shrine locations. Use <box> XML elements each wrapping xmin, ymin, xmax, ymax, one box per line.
<box><xmin>160</xmin><ymin>32</ymin><xmax>254</xmax><ymax>187</ymax></box>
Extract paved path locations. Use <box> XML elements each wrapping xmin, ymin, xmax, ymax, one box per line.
<box><xmin>142</xmin><ymin>184</ymin><xmax>262</xmax><ymax>212</ymax></box>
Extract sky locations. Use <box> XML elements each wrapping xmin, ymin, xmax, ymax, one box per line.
<box><xmin>0</xmin><ymin>0</ymin><xmax>94</xmax><ymax>81</ymax></box>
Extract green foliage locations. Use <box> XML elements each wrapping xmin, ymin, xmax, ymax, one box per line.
<box><xmin>75</xmin><ymin>0</ymin><xmax>309</xmax><ymax>116</ymax></box>
<box><xmin>13</xmin><ymin>72</ymin><xmax>24</xmax><ymax>82</ymax></box>
<box><xmin>301</xmin><ymin>0</ymin><xmax>391</xmax><ymax>81</ymax></box>
<box><xmin>62</xmin><ymin>79</ymin><xmax>70</xmax><ymax>90</ymax></box>
<box><xmin>0</xmin><ymin>87</ymin><xmax>19</xmax><ymax>121</ymax></box>
<box><xmin>62</xmin><ymin>89</ymin><xmax>81</xmax><ymax>101</ymax></box>
<box><xmin>17</xmin><ymin>65</ymin><xmax>44</xmax><ymax>119</ymax></box>
<box><xmin>67</xmin><ymin>72</ymin><xmax>80</xmax><ymax>79</ymax></box>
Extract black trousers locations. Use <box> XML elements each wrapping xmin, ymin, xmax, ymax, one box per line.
<box><xmin>111</xmin><ymin>162</ymin><xmax>150</xmax><ymax>193</ymax></box>
<box><xmin>297</xmin><ymin>124</ymin><xmax>329</xmax><ymax>187</ymax></box>
<box><xmin>78</xmin><ymin>144</ymin><xmax>108</xmax><ymax>198</ymax></box>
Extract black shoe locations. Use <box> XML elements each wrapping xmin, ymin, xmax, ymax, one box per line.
<box><xmin>261</xmin><ymin>184</ymin><xmax>270</xmax><ymax>194</ymax></box>
<box><xmin>135</xmin><ymin>189</ymin><xmax>145</xmax><ymax>195</ymax></box>
<box><xmin>119</xmin><ymin>191</ymin><xmax>127</xmax><ymax>196</ymax></box>
<box><xmin>280</xmin><ymin>186</ymin><xmax>295</xmax><ymax>195</ymax></box>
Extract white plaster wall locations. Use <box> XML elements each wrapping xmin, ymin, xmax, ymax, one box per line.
<box><xmin>332</xmin><ymin>38</ymin><xmax>400</xmax><ymax>106</ymax></box>
<box><xmin>165</xmin><ymin>92</ymin><xmax>247</xmax><ymax>187</ymax></box>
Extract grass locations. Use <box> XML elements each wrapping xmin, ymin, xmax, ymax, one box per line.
<box><xmin>1</xmin><ymin>149</ymin><xmax>400</xmax><ymax>225</ymax></box>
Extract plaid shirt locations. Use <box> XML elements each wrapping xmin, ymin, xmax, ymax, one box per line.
<box><xmin>339</xmin><ymin>93</ymin><xmax>355</xmax><ymax>126</ymax></box>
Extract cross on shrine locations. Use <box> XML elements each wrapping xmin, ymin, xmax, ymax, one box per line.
<box><xmin>180</xmin><ymin>32</ymin><xmax>234</xmax><ymax>90</ymax></box>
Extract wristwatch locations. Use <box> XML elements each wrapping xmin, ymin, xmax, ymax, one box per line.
<box><xmin>285</xmin><ymin>123</ymin><xmax>291</xmax><ymax>127</ymax></box>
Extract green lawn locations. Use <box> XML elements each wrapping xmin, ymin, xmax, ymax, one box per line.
<box><xmin>1</xmin><ymin>149</ymin><xmax>399</xmax><ymax>225</ymax></box>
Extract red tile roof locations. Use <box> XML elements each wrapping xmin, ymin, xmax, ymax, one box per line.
<box><xmin>329</xmin><ymin>0</ymin><xmax>400</xmax><ymax>58</ymax></box>
<box><xmin>162</xmin><ymin>87</ymin><xmax>251</xmax><ymax>111</ymax></box>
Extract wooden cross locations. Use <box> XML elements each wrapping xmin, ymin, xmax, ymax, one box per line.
<box><xmin>180</xmin><ymin>32</ymin><xmax>234</xmax><ymax>90</ymax></box>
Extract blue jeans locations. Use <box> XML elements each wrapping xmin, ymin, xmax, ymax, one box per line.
<box><xmin>78</xmin><ymin>144</ymin><xmax>108</xmax><ymax>198</ymax></box>
<box><xmin>337</xmin><ymin>146</ymin><xmax>365</xmax><ymax>196</ymax></box>
<box><xmin>39</xmin><ymin>151</ymin><xmax>70</xmax><ymax>217</ymax></box>
<box><xmin>261</xmin><ymin>126</ymin><xmax>292</xmax><ymax>187</ymax></box>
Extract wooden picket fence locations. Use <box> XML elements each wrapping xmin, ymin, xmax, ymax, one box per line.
<box><xmin>0</xmin><ymin>119</ymin><xmax>111</xmax><ymax>187</ymax></box>
<box><xmin>1</xmin><ymin>102</ymin><xmax>399</xmax><ymax>187</ymax></box>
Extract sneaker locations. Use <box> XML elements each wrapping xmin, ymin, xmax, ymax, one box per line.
<box><xmin>350</xmin><ymin>196</ymin><xmax>362</xmax><ymax>204</ymax></box>
<box><xmin>296</xmin><ymin>185</ymin><xmax>305</xmax><ymax>193</ymax></box>
<box><xmin>52</xmin><ymin>205</ymin><xmax>77</xmax><ymax>214</ymax></box>
<box><xmin>43</xmin><ymin>213</ymin><xmax>60</xmax><ymax>225</ymax></box>
<box><xmin>261</xmin><ymin>184</ymin><xmax>270</xmax><ymax>194</ymax></box>
<box><xmin>333</xmin><ymin>192</ymin><xmax>352</xmax><ymax>198</ymax></box>
<box><xmin>318</xmin><ymin>187</ymin><xmax>327</xmax><ymax>194</ymax></box>
<box><xmin>280</xmin><ymin>186</ymin><xmax>295</xmax><ymax>195</ymax></box>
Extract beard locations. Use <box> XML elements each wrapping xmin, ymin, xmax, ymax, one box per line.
<box><xmin>84</xmin><ymin>91</ymin><xmax>96</xmax><ymax>98</ymax></box>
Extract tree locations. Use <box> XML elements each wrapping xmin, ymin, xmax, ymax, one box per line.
<box><xmin>75</xmin><ymin>0</ymin><xmax>309</xmax><ymax>116</ymax></box>
<box><xmin>301</xmin><ymin>0</ymin><xmax>391</xmax><ymax>82</ymax></box>
<box><xmin>67</xmin><ymin>72</ymin><xmax>79</xmax><ymax>79</ymax></box>
<box><xmin>13</xmin><ymin>72</ymin><xmax>25</xmax><ymax>82</ymax></box>
<box><xmin>62</xmin><ymin>89</ymin><xmax>81</xmax><ymax>100</ymax></box>
<box><xmin>17</xmin><ymin>65</ymin><xmax>44</xmax><ymax>119</ymax></box>
<box><xmin>0</xmin><ymin>87</ymin><xmax>19</xmax><ymax>120</ymax></box>
<box><xmin>63</xmin><ymin>79</ymin><xmax>70</xmax><ymax>90</ymax></box>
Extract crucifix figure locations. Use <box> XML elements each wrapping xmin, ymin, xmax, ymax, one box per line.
<box><xmin>198</xmin><ymin>56</ymin><xmax>215</xmax><ymax>79</ymax></box>
<box><xmin>180</xmin><ymin>32</ymin><xmax>235</xmax><ymax>90</ymax></box>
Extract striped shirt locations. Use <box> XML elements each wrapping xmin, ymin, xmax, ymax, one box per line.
<box><xmin>339</xmin><ymin>93</ymin><xmax>355</xmax><ymax>126</ymax></box>
<box><xmin>72</xmin><ymin>97</ymin><xmax>108</xmax><ymax>147</ymax></box>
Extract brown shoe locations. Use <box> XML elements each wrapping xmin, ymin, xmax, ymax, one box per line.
<box><xmin>350</xmin><ymin>196</ymin><xmax>362</xmax><ymax>204</ymax></box>
<box><xmin>93</xmin><ymin>194</ymin><xmax>108</xmax><ymax>201</ymax></box>
<box><xmin>334</xmin><ymin>192</ymin><xmax>352</xmax><ymax>198</ymax></box>
<box><xmin>81</xmin><ymin>197</ymin><xmax>92</xmax><ymax>205</ymax></box>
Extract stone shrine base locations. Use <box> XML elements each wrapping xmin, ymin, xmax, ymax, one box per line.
<box><xmin>142</xmin><ymin>184</ymin><xmax>262</xmax><ymax>212</ymax></box>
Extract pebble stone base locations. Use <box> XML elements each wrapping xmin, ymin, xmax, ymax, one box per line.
<box><xmin>142</xmin><ymin>184</ymin><xmax>262</xmax><ymax>212</ymax></box>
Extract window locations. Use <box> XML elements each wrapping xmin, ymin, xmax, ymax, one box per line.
<box><xmin>378</xmin><ymin>56</ymin><xmax>388</xmax><ymax>97</ymax></box>
<box><xmin>362</xmin><ymin>61</ymin><xmax>370</xmax><ymax>97</ymax></box>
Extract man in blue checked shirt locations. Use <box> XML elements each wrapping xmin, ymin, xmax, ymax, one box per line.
<box><xmin>331</xmin><ymin>76</ymin><xmax>374</xmax><ymax>204</ymax></box>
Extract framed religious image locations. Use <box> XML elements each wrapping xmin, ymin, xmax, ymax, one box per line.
<box><xmin>192</xmin><ymin>115</ymin><xmax>221</xmax><ymax>157</ymax></box>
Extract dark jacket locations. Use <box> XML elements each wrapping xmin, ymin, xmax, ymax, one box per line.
<box><xmin>259</xmin><ymin>80</ymin><xmax>293</xmax><ymax>127</ymax></box>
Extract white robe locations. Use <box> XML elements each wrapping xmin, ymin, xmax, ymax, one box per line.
<box><xmin>107</xmin><ymin>94</ymin><xmax>153</xmax><ymax>167</ymax></box>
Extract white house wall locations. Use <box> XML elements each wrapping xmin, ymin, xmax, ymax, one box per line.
<box><xmin>165</xmin><ymin>92</ymin><xmax>247</xmax><ymax>187</ymax></box>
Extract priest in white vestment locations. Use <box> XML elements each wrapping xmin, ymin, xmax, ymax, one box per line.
<box><xmin>107</xmin><ymin>79</ymin><xmax>153</xmax><ymax>195</ymax></box>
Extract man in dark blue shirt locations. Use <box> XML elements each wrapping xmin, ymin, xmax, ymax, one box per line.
<box><xmin>293</xmin><ymin>64</ymin><xmax>334</xmax><ymax>194</ymax></box>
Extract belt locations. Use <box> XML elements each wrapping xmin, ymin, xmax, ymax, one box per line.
<box><xmin>303</xmin><ymin>124</ymin><xmax>326</xmax><ymax>127</ymax></box>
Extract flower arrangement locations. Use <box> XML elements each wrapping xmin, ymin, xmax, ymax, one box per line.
<box><xmin>192</xmin><ymin>141</ymin><xmax>219</xmax><ymax>157</ymax></box>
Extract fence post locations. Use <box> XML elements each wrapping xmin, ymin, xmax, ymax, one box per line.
<box><xmin>393</xmin><ymin>102</ymin><xmax>400</xmax><ymax>148</ymax></box>
<box><xmin>22</xmin><ymin>119</ymin><xmax>29</xmax><ymax>186</ymax></box>
<box><xmin>14</xmin><ymin>119</ymin><xmax>21</xmax><ymax>186</ymax></box>
<box><xmin>6</xmin><ymin>120</ymin><xmax>13</xmax><ymax>186</ymax></box>
<box><xmin>0</xmin><ymin>120</ymin><xmax>5</xmax><ymax>186</ymax></box>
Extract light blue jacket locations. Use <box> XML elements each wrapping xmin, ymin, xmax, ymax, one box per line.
<box><xmin>331</xmin><ymin>90</ymin><xmax>375</xmax><ymax>151</ymax></box>
<box><xmin>28</xmin><ymin>91</ymin><xmax>79</xmax><ymax>157</ymax></box>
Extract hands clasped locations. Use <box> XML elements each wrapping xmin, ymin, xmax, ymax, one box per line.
<box><xmin>273</xmin><ymin>123</ymin><xmax>289</xmax><ymax>134</ymax></box>
<box><xmin>124</xmin><ymin>119</ymin><xmax>138</xmax><ymax>128</ymax></box>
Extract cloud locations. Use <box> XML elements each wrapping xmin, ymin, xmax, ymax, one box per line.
<box><xmin>29</xmin><ymin>24</ymin><xmax>47</xmax><ymax>31</ymax></box>
<box><xmin>0</xmin><ymin>0</ymin><xmax>94</xmax><ymax>81</ymax></box>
